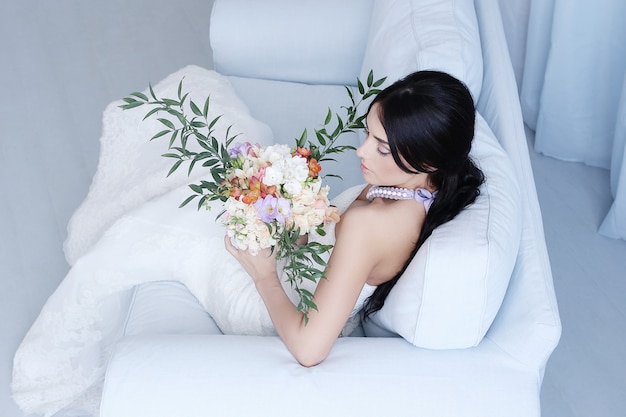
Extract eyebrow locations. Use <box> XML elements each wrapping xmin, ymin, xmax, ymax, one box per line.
<box><xmin>374</xmin><ymin>136</ymin><xmax>389</xmax><ymax>146</ymax></box>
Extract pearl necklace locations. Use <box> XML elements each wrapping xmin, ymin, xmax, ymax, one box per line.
<box><xmin>366</xmin><ymin>185</ymin><xmax>438</xmax><ymax>212</ymax></box>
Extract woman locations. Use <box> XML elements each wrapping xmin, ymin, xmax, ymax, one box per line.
<box><xmin>226</xmin><ymin>70</ymin><xmax>485</xmax><ymax>366</ymax></box>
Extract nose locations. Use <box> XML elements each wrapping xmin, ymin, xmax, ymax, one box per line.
<box><xmin>356</xmin><ymin>141</ymin><xmax>365</xmax><ymax>158</ymax></box>
<box><xmin>356</xmin><ymin>134</ymin><xmax>370</xmax><ymax>159</ymax></box>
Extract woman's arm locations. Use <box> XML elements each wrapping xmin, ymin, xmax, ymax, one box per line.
<box><xmin>224</xmin><ymin>208</ymin><xmax>381</xmax><ymax>367</ymax></box>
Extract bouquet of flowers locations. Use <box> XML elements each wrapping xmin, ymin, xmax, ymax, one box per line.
<box><xmin>120</xmin><ymin>71</ymin><xmax>385</xmax><ymax>321</ymax></box>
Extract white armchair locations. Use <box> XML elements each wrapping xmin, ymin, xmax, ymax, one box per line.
<box><xmin>100</xmin><ymin>1</ymin><xmax>561</xmax><ymax>416</ymax></box>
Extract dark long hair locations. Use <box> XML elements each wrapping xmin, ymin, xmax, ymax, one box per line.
<box><xmin>363</xmin><ymin>70</ymin><xmax>485</xmax><ymax>318</ymax></box>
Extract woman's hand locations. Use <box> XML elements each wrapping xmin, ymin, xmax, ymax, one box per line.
<box><xmin>224</xmin><ymin>235</ymin><xmax>279</xmax><ymax>285</ymax></box>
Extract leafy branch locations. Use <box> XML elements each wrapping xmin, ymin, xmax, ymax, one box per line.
<box><xmin>296</xmin><ymin>70</ymin><xmax>386</xmax><ymax>179</ymax></box>
<box><xmin>119</xmin><ymin>79</ymin><xmax>239</xmax><ymax>209</ymax></box>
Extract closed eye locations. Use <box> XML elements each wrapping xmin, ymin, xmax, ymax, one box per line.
<box><xmin>375</xmin><ymin>137</ymin><xmax>391</xmax><ymax>156</ymax></box>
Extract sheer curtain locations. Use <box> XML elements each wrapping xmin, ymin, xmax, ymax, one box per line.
<box><xmin>515</xmin><ymin>0</ymin><xmax>626</xmax><ymax>240</ymax></box>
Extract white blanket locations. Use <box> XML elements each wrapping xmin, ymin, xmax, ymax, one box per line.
<box><xmin>12</xmin><ymin>66</ymin><xmax>364</xmax><ymax>417</ymax></box>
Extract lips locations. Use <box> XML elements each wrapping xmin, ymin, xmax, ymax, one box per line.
<box><xmin>360</xmin><ymin>162</ymin><xmax>369</xmax><ymax>173</ymax></box>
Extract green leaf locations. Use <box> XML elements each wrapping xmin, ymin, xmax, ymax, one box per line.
<box><xmin>357</xmin><ymin>79</ymin><xmax>365</xmax><ymax>95</ymax></box>
<box><xmin>187</xmin><ymin>158</ymin><xmax>197</xmax><ymax>176</ymax></box>
<box><xmin>225</xmin><ymin>125</ymin><xmax>239</xmax><ymax>148</ymax></box>
<box><xmin>324</xmin><ymin>173</ymin><xmax>343</xmax><ymax>180</ymax></box>
<box><xmin>202</xmin><ymin>158</ymin><xmax>220</xmax><ymax>167</ymax></box>
<box><xmin>179</xmin><ymin>194</ymin><xmax>198</xmax><ymax>208</ymax></box>
<box><xmin>131</xmin><ymin>91</ymin><xmax>148</xmax><ymax>101</ymax></box>
<box><xmin>297</xmin><ymin>129</ymin><xmax>307</xmax><ymax>148</ymax></box>
<box><xmin>165</xmin><ymin>108</ymin><xmax>186</xmax><ymax>126</ymax></box>
<box><xmin>194</xmin><ymin>151</ymin><xmax>211</xmax><ymax>161</ymax></box>
<box><xmin>315</xmin><ymin>130</ymin><xmax>326</xmax><ymax>146</ymax></box>
<box><xmin>177</xmin><ymin>79</ymin><xmax>183</xmax><ymax>100</ymax></box>
<box><xmin>194</xmin><ymin>131</ymin><xmax>209</xmax><ymax>143</ymax></box>
<box><xmin>367</xmin><ymin>69</ymin><xmax>374</xmax><ymax>87</ymax></box>
<box><xmin>372</xmin><ymin>76</ymin><xmax>387</xmax><ymax>87</ymax></box>
<box><xmin>142</xmin><ymin>106</ymin><xmax>162</xmax><ymax>121</ymax></box>
<box><xmin>301</xmin><ymin>296</ymin><xmax>318</xmax><ymax>311</ymax></box>
<box><xmin>363</xmin><ymin>89</ymin><xmax>382</xmax><ymax>100</ymax></box>
<box><xmin>149</xmin><ymin>83</ymin><xmax>158</xmax><ymax>101</ymax></box>
<box><xmin>345</xmin><ymin>85</ymin><xmax>355</xmax><ymax>105</ymax></box>
<box><xmin>158</xmin><ymin>118</ymin><xmax>175</xmax><ymax>129</ymax></box>
<box><xmin>310</xmin><ymin>252</ymin><xmax>326</xmax><ymax>267</ymax></box>
<box><xmin>197</xmin><ymin>195</ymin><xmax>208</xmax><ymax>210</ymax></box>
<box><xmin>191</xmin><ymin>120</ymin><xmax>207</xmax><ymax>128</ymax></box>
<box><xmin>211</xmin><ymin>169</ymin><xmax>223</xmax><ymax>183</ymax></box>
<box><xmin>208</xmin><ymin>114</ymin><xmax>222</xmax><ymax>130</ymax></box>
<box><xmin>169</xmin><ymin>130</ymin><xmax>179</xmax><ymax>148</ymax></box>
<box><xmin>190</xmin><ymin>100</ymin><xmax>203</xmax><ymax>117</ymax></box>
<box><xmin>203</xmin><ymin>96</ymin><xmax>210</xmax><ymax>117</ymax></box>
<box><xmin>150</xmin><ymin>129</ymin><xmax>170</xmax><ymax>140</ymax></box>
<box><xmin>198</xmin><ymin>140</ymin><xmax>212</xmax><ymax>151</ymax></box>
<box><xmin>163</xmin><ymin>98</ymin><xmax>180</xmax><ymax>107</ymax></box>
<box><xmin>167</xmin><ymin>160</ymin><xmax>183</xmax><ymax>177</ymax></box>
<box><xmin>119</xmin><ymin>101</ymin><xmax>144</xmax><ymax>110</ymax></box>
<box><xmin>324</xmin><ymin>108</ymin><xmax>332</xmax><ymax>125</ymax></box>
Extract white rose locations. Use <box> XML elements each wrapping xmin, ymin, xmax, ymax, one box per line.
<box><xmin>285</xmin><ymin>156</ymin><xmax>310</xmax><ymax>182</ymax></box>
<box><xmin>263</xmin><ymin>165</ymin><xmax>284</xmax><ymax>186</ymax></box>
<box><xmin>283</xmin><ymin>179</ymin><xmax>303</xmax><ymax>196</ymax></box>
<box><xmin>293</xmin><ymin>186</ymin><xmax>316</xmax><ymax>207</ymax></box>
<box><xmin>260</xmin><ymin>144</ymin><xmax>291</xmax><ymax>164</ymax></box>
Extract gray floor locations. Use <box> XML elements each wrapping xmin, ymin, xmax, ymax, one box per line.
<box><xmin>1</xmin><ymin>1</ymin><xmax>625</xmax><ymax>416</ymax></box>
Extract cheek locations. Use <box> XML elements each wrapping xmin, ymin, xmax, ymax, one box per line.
<box><xmin>380</xmin><ymin>161</ymin><xmax>415</xmax><ymax>183</ymax></box>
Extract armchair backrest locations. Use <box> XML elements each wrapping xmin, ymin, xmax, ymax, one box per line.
<box><xmin>210</xmin><ymin>0</ymin><xmax>372</xmax><ymax>86</ymax></box>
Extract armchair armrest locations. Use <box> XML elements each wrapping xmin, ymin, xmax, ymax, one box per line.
<box><xmin>101</xmin><ymin>334</ymin><xmax>542</xmax><ymax>417</ymax></box>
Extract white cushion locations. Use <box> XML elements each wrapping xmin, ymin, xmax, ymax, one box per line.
<box><xmin>360</xmin><ymin>0</ymin><xmax>483</xmax><ymax>102</ymax></box>
<box><xmin>367</xmin><ymin>114</ymin><xmax>522</xmax><ymax>349</ymax></box>
<box><xmin>123</xmin><ymin>281</ymin><xmax>222</xmax><ymax>336</ymax></box>
<box><xmin>210</xmin><ymin>0</ymin><xmax>373</xmax><ymax>86</ymax></box>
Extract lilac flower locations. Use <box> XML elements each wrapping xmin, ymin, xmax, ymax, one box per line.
<box><xmin>254</xmin><ymin>195</ymin><xmax>278</xmax><ymax>223</ymax></box>
<box><xmin>228</xmin><ymin>142</ymin><xmax>251</xmax><ymax>159</ymax></box>
<box><xmin>253</xmin><ymin>195</ymin><xmax>291</xmax><ymax>224</ymax></box>
<box><xmin>274</xmin><ymin>197</ymin><xmax>292</xmax><ymax>224</ymax></box>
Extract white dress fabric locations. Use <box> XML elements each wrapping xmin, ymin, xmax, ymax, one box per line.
<box><xmin>11</xmin><ymin>67</ymin><xmax>372</xmax><ymax>417</ymax></box>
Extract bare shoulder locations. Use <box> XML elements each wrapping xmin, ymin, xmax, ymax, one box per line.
<box><xmin>335</xmin><ymin>202</ymin><xmax>406</xmax><ymax>253</ymax></box>
<box><xmin>338</xmin><ymin>199</ymin><xmax>422</xmax><ymax>236</ymax></box>
<box><xmin>335</xmin><ymin>200</ymin><xmax>425</xmax><ymax>262</ymax></box>
<box><xmin>336</xmin><ymin>201</ymin><xmax>386</xmax><ymax>237</ymax></box>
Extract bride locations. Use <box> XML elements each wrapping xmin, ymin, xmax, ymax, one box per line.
<box><xmin>12</xmin><ymin>69</ymin><xmax>483</xmax><ymax>415</ymax></box>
